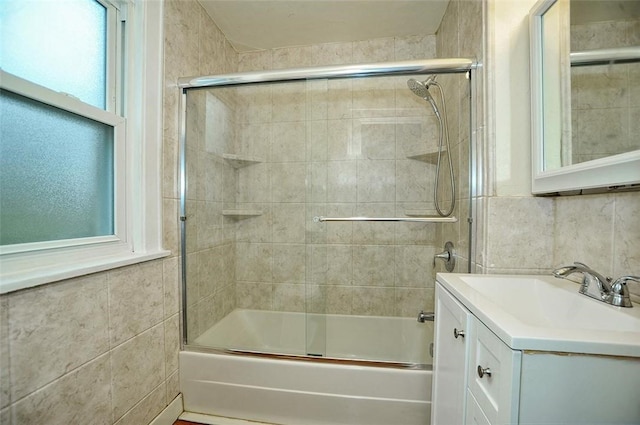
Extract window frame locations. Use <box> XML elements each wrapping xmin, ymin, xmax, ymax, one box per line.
<box><xmin>0</xmin><ymin>70</ymin><xmax>127</xmax><ymax>254</ymax></box>
<box><xmin>0</xmin><ymin>0</ymin><xmax>168</xmax><ymax>293</ymax></box>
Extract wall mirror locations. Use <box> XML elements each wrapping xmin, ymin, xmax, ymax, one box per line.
<box><xmin>530</xmin><ymin>0</ymin><xmax>640</xmax><ymax>194</ymax></box>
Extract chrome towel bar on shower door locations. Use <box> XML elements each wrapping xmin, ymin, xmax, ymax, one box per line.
<box><xmin>313</xmin><ymin>216</ymin><xmax>457</xmax><ymax>223</ymax></box>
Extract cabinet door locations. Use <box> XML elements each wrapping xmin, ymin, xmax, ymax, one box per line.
<box><xmin>431</xmin><ymin>283</ymin><xmax>472</xmax><ymax>425</ymax></box>
<box><xmin>468</xmin><ymin>319</ymin><xmax>521</xmax><ymax>425</ymax></box>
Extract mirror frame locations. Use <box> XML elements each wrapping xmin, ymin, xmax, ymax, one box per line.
<box><xmin>529</xmin><ymin>0</ymin><xmax>640</xmax><ymax>194</ymax></box>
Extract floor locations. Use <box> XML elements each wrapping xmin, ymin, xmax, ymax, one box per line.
<box><xmin>175</xmin><ymin>421</ymin><xmax>202</xmax><ymax>425</ymax></box>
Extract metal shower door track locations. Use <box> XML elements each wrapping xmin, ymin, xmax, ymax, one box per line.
<box><xmin>177</xmin><ymin>58</ymin><xmax>476</xmax><ymax>89</ymax></box>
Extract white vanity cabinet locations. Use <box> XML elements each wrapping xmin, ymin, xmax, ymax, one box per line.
<box><xmin>433</xmin><ymin>283</ymin><xmax>521</xmax><ymax>425</ymax></box>
<box><xmin>431</xmin><ymin>284</ymin><xmax>471</xmax><ymax>424</ymax></box>
<box><xmin>433</xmin><ymin>275</ymin><xmax>640</xmax><ymax>425</ymax></box>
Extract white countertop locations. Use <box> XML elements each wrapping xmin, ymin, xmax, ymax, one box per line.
<box><xmin>436</xmin><ymin>273</ymin><xmax>640</xmax><ymax>357</ymax></box>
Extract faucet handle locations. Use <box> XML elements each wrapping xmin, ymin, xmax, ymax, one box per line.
<box><xmin>611</xmin><ymin>276</ymin><xmax>640</xmax><ymax>290</ymax></box>
<box><xmin>608</xmin><ymin>276</ymin><xmax>639</xmax><ymax>308</ymax></box>
<box><xmin>613</xmin><ymin>275</ymin><xmax>640</xmax><ymax>283</ymax></box>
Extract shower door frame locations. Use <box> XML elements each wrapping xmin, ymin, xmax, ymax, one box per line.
<box><xmin>177</xmin><ymin>58</ymin><xmax>479</xmax><ymax>359</ymax></box>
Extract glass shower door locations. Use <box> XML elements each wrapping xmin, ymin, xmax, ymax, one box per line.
<box><xmin>181</xmin><ymin>68</ymin><xmax>472</xmax><ymax>368</ymax></box>
<box><xmin>303</xmin><ymin>73</ymin><xmax>455</xmax><ymax>364</ymax></box>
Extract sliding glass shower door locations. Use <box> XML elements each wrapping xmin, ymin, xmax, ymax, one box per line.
<box><xmin>180</xmin><ymin>63</ymin><xmax>473</xmax><ymax>367</ymax></box>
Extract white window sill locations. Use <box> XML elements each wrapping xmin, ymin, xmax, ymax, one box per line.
<box><xmin>0</xmin><ymin>249</ymin><xmax>171</xmax><ymax>294</ymax></box>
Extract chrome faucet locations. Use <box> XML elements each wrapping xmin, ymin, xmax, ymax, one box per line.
<box><xmin>417</xmin><ymin>310</ymin><xmax>435</xmax><ymax>322</ymax></box>
<box><xmin>552</xmin><ymin>262</ymin><xmax>637</xmax><ymax>308</ymax></box>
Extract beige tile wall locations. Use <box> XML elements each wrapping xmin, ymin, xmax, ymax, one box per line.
<box><xmin>218</xmin><ymin>34</ymin><xmax>454</xmax><ymax>321</ymax></box>
<box><xmin>0</xmin><ymin>260</ymin><xmax>179</xmax><ymax>425</ymax></box>
<box><xmin>480</xmin><ymin>192</ymin><xmax>640</xmax><ymax>302</ymax></box>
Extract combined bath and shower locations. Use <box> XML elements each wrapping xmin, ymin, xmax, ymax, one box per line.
<box><xmin>407</xmin><ymin>76</ymin><xmax>456</xmax><ymax>217</ymax></box>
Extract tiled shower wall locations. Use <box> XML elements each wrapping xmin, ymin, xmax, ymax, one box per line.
<box><xmin>214</xmin><ymin>35</ymin><xmax>466</xmax><ymax>326</ymax></box>
<box><xmin>434</xmin><ymin>0</ymin><xmax>484</xmax><ymax>275</ymax></box>
<box><xmin>229</xmin><ymin>74</ymin><xmax>453</xmax><ymax>319</ymax></box>
<box><xmin>570</xmin><ymin>17</ymin><xmax>640</xmax><ymax>164</ymax></box>
<box><xmin>184</xmin><ymin>89</ymin><xmax>238</xmax><ymax>341</ymax></box>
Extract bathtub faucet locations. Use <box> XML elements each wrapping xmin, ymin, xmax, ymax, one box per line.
<box><xmin>552</xmin><ymin>262</ymin><xmax>636</xmax><ymax>308</ymax></box>
<box><xmin>417</xmin><ymin>310</ymin><xmax>435</xmax><ymax>322</ymax></box>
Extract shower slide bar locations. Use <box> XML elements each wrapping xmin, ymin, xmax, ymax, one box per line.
<box><xmin>177</xmin><ymin>58</ymin><xmax>475</xmax><ymax>88</ymax></box>
<box><xmin>313</xmin><ymin>216</ymin><xmax>457</xmax><ymax>223</ymax></box>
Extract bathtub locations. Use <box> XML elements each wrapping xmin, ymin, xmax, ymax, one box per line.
<box><xmin>181</xmin><ymin>309</ymin><xmax>433</xmax><ymax>425</ymax></box>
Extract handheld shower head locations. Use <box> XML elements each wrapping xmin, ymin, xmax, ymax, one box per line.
<box><xmin>407</xmin><ymin>78</ymin><xmax>440</xmax><ymax>118</ymax></box>
<box><xmin>406</xmin><ymin>75</ymin><xmax>455</xmax><ymax>217</ymax></box>
<box><xmin>407</xmin><ymin>75</ymin><xmax>437</xmax><ymax>96</ymax></box>
<box><xmin>407</xmin><ymin>78</ymin><xmax>431</xmax><ymax>99</ymax></box>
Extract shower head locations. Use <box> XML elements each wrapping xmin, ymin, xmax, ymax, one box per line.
<box><xmin>407</xmin><ymin>75</ymin><xmax>438</xmax><ymax>97</ymax></box>
<box><xmin>407</xmin><ymin>77</ymin><xmax>440</xmax><ymax>118</ymax></box>
<box><xmin>407</xmin><ymin>78</ymin><xmax>431</xmax><ymax>99</ymax></box>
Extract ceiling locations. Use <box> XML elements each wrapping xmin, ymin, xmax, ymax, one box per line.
<box><xmin>198</xmin><ymin>0</ymin><xmax>450</xmax><ymax>53</ymax></box>
<box><xmin>198</xmin><ymin>0</ymin><xmax>640</xmax><ymax>53</ymax></box>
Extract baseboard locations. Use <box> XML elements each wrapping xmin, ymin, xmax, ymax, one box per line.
<box><xmin>149</xmin><ymin>394</ymin><xmax>183</xmax><ymax>425</ymax></box>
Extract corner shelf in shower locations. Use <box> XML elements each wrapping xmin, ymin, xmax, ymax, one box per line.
<box><xmin>223</xmin><ymin>153</ymin><xmax>263</xmax><ymax>168</ymax></box>
<box><xmin>222</xmin><ymin>209</ymin><xmax>263</xmax><ymax>218</ymax></box>
<box><xmin>406</xmin><ymin>147</ymin><xmax>446</xmax><ymax>164</ymax></box>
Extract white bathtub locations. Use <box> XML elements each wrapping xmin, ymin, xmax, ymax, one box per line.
<box><xmin>181</xmin><ymin>309</ymin><xmax>433</xmax><ymax>425</ymax></box>
<box><xmin>193</xmin><ymin>309</ymin><xmax>433</xmax><ymax>364</ymax></box>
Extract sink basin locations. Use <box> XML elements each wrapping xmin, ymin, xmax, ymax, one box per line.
<box><xmin>436</xmin><ymin>273</ymin><xmax>640</xmax><ymax>357</ymax></box>
<box><xmin>459</xmin><ymin>275</ymin><xmax>639</xmax><ymax>332</ymax></box>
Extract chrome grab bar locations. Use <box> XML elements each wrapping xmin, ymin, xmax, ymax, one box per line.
<box><xmin>313</xmin><ymin>216</ymin><xmax>457</xmax><ymax>223</ymax></box>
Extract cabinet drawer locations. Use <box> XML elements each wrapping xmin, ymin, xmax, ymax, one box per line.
<box><xmin>468</xmin><ymin>318</ymin><xmax>521</xmax><ymax>424</ymax></box>
<box><xmin>465</xmin><ymin>389</ymin><xmax>491</xmax><ymax>425</ymax></box>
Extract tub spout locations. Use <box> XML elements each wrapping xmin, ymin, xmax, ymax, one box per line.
<box><xmin>417</xmin><ymin>310</ymin><xmax>434</xmax><ymax>322</ymax></box>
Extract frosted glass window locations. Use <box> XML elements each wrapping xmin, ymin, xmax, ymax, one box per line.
<box><xmin>0</xmin><ymin>90</ymin><xmax>114</xmax><ymax>245</ymax></box>
<box><xmin>0</xmin><ymin>0</ymin><xmax>107</xmax><ymax>109</ymax></box>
